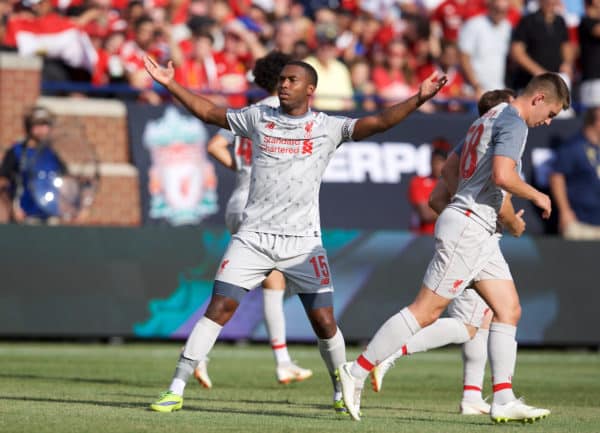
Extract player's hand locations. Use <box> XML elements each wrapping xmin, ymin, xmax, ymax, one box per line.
<box><xmin>533</xmin><ymin>192</ymin><xmax>552</xmax><ymax>219</ymax></box>
<box><xmin>144</xmin><ymin>56</ymin><xmax>174</xmax><ymax>87</ymax></box>
<box><xmin>417</xmin><ymin>71</ymin><xmax>448</xmax><ymax>105</ymax></box>
<box><xmin>506</xmin><ymin>209</ymin><xmax>526</xmax><ymax>237</ymax></box>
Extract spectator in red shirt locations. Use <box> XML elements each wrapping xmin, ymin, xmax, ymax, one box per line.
<box><xmin>372</xmin><ymin>38</ymin><xmax>418</xmax><ymax>107</ymax></box>
<box><xmin>83</xmin><ymin>0</ymin><xmax>127</xmax><ymax>86</ymax></box>
<box><xmin>122</xmin><ymin>0</ymin><xmax>144</xmax><ymax>41</ymax></box>
<box><xmin>212</xmin><ymin>19</ymin><xmax>267</xmax><ymax>107</ymax></box>
<box><xmin>171</xmin><ymin>30</ymin><xmax>228</xmax><ymax>106</ymax></box>
<box><xmin>90</xmin><ymin>30</ymin><xmax>126</xmax><ymax>86</ymax></box>
<box><xmin>119</xmin><ymin>14</ymin><xmax>162</xmax><ymax>103</ymax></box>
<box><xmin>213</xmin><ymin>24</ymin><xmax>250</xmax><ymax>107</ymax></box>
<box><xmin>418</xmin><ymin>40</ymin><xmax>471</xmax><ymax>111</ymax></box>
<box><xmin>430</xmin><ymin>0</ymin><xmax>486</xmax><ymax>43</ymax></box>
<box><xmin>173</xmin><ymin>30</ymin><xmax>216</xmax><ymax>86</ymax></box>
<box><xmin>408</xmin><ymin>138</ymin><xmax>451</xmax><ymax>235</ymax></box>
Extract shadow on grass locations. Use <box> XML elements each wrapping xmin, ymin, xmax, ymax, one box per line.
<box><xmin>0</xmin><ymin>394</ymin><xmax>329</xmax><ymax>420</ymax></box>
<box><xmin>0</xmin><ymin>395</ymin><xmax>148</xmax><ymax>409</ymax></box>
<box><xmin>183</xmin><ymin>396</ymin><xmax>464</xmax><ymax>417</ymax></box>
<box><xmin>0</xmin><ymin>394</ymin><xmax>493</xmax><ymax>425</ymax></box>
<box><xmin>112</xmin><ymin>393</ymin><xmax>487</xmax><ymax>421</ymax></box>
<box><xmin>0</xmin><ymin>373</ymin><xmax>157</xmax><ymax>388</ymax></box>
<box><xmin>172</xmin><ymin>403</ymin><xmax>494</xmax><ymax>426</ymax></box>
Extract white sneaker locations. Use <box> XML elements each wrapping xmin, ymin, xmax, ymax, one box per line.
<box><xmin>337</xmin><ymin>362</ymin><xmax>363</xmax><ymax>421</ymax></box>
<box><xmin>490</xmin><ymin>398</ymin><xmax>550</xmax><ymax>423</ymax></box>
<box><xmin>460</xmin><ymin>398</ymin><xmax>490</xmax><ymax>415</ymax></box>
<box><xmin>276</xmin><ymin>362</ymin><xmax>313</xmax><ymax>384</ymax></box>
<box><xmin>194</xmin><ymin>359</ymin><xmax>212</xmax><ymax>389</ymax></box>
<box><xmin>370</xmin><ymin>357</ymin><xmax>395</xmax><ymax>393</ymax></box>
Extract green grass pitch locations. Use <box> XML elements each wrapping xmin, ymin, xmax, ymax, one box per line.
<box><xmin>0</xmin><ymin>343</ymin><xmax>598</xmax><ymax>433</ymax></box>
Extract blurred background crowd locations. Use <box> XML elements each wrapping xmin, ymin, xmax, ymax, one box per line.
<box><xmin>1</xmin><ymin>0</ymin><xmax>598</xmax><ymax>112</ymax></box>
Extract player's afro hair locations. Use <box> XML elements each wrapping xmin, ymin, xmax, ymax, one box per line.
<box><xmin>253</xmin><ymin>51</ymin><xmax>293</xmax><ymax>94</ymax></box>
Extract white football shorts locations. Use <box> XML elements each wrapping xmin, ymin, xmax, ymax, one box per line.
<box><xmin>423</xmin><ymin>208</ymin><xmax>512</xmax><ymax>299</ymax></box>
<box><xmin>447</xmin><ymin>288</ymin><xmax>491</xmax><ymax>328</ymax></box>
<box><xmin>215</xmin><ymin>230</ymin><xmax>334</xmax><ymax>294</ymax></box>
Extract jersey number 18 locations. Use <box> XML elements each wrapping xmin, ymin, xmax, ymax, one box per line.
<box><xmin>460</xmin><ymin>123</ymin><xmax>484</xmax><ymax>179</ymax></box>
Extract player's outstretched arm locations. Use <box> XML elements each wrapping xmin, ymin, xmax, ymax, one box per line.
<box><xmin>352</xmin><ymin>72</ymin><xmax>447</xmax><ymax>141</ymax></box>
<box><xmin>144</xmin><ymin>56</ymin><xmax>229</xmax><ymax>129</ymax></box>
<box><xmin>492</xmin><ymin>155</ymin><xmax>551</xmax><ymax>219</ymax></box>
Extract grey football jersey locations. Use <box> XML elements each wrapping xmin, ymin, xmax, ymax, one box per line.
<box><xmin>448</xmin><ymin>103</ymin><xmax>527</xmax><ymax>231</ymax></box>
<box><xmin>222</xmin><ymin>96</ymin><xmax>279</xmax><ymax>217</ymax></box>
<box><xmin>226</xmin><ymin>106</ymin><xmax>356</xmax><ymax>236</ymax></box>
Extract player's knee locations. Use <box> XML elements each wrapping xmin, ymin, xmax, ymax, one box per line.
<box><xmin>409</xmin><ymin>303</ymin><xmax>443</xmax><ymax>328</ymax></box>
<box><xmin>314</xmin><ymin>318</ymin><xmax>337</xmax><ymax>339</ymax></box>
<box><xmin>494</xmin><ymin>302</ymin><xmax>521</xmax><ymax>325</ymax></box>
<box><xmin>504</xmin><ymin>299</ymin><xmax>522</xmax><ymax>324</ymax></box>
<box><xmin>426</xmin><ymin>310</ymin><xmax>443</xmax><ymax>327</ymax></box>
<box><xmin>512</xmin><ymin>303</ymin><xmax>522</xmax><ymax>324</ymax></box>
<box><xmin>205</xmin><ymin>295</ymin><xmax>239</xmax><ymax>325</ymax></box>
<box><xmin>307</xmin><ymin>309</ymin><xmax>337</xmax><ymax>339</ymax></box>
<box><xmin>418</xmin><ymin>311</ymin><xmax>441</xmax><ymax>328</ymax></box>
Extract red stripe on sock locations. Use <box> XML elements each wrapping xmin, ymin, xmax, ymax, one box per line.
<box><xmin>272</xmin><ymin>343</ymin><xmax>287</xmax><ymax>350</ymax></box>
<box><xmin>356</xmin><ymin>354</ymin><xmax>375</xmax><ymax>372</ymax></box>
<box><xmin>493</xmin><ymin>382</ymin><xmax>512</xmax><ymax>393</ymax></box>
<box><xmin>402</xmin><ymin>345</ymin><xmax>408</xmax><ymax>356</ymax></box>
<box><xmin>463</xmin><ymin>385</ymin><xmax>482</xmax><ymax>392</ymax></box>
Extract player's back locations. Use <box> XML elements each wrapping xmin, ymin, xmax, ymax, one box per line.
<box><xmin>449</xmin><ymin>102</ymin><xmax>528</xmax><ymax>232</ymax></box>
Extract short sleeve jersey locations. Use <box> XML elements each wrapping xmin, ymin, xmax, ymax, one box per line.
<box><xmin>226</xmin><ymin>106</ymin><xmax>356</xmax><ymax>236</ymax></box>
<box><xmin>223</xmin><ymin>95</ymin><xmax>279</xmax><ymax>217</ymax></box>
<box><xmin>449</xmin><ymin>103</ymin><xmax>527</xmax><ymax>231</ymax></box>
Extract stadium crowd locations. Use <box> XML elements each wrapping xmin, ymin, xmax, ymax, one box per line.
<box><xmin>0</xmin><ymin>0</ymin><xmax>598</xmax><ymax>238</ymax></box>
<box><xmin>0</xmin><ymin>0</ymin><xmax>597</xmax><ymax>111</ymax></box>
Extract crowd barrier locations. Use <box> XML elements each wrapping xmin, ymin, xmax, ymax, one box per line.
<box><xmin>0</xmin><ymin>224</ymin><xmax>597</xmax><ymax>346</ymax></box>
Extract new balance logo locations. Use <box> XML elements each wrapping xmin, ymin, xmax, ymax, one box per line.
<box><xmin>266</xmin><ymin>122</ymin><xmax>276</xmax><ymax>130</ymax></box>
<box><xmin>302</xmin><ymin>139</ymin><xmax>313</xmax><ymax>154</ymax></box>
